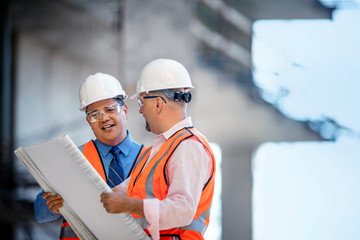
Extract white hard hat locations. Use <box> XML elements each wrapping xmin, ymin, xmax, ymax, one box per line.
<box><xmin>134</xmin><ymin>59</ymin><xmax>194</xmax><ymax>96</ymax></box>
<box><xmin>79</xmin><ymin>72</ymin><xmax>127</xmax><ymax>111</ymax></box>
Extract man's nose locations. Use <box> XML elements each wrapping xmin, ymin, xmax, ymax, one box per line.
<box><xmin>100</xmin><ymin>112</ymin><xmax>111</xmax><ymax>121</ymax></box>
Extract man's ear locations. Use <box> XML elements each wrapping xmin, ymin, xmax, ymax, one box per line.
<box><xmin>123</xmin><ymin>104</ymin><xmax>129</xmax><ymax>120</ymax></box>
<box><xmin>123</xmin><ymin>104</ymin><xmax>128</xmax><ymax>113</ymax></box>
<box><xmin>155</xmin><ymin>97</ymin><xmax>164</xmax><ymax>114</ymax></box>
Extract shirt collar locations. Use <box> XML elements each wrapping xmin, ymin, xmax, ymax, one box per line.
<box><xmin>161</xmin><ymin>117</ymin><xmax>193</xmax><ymax>140</ymax></box>
<box><xmin>95</xmin><ymin>129</ymin><xmax>132</xmax><ymax>157</ymax></box>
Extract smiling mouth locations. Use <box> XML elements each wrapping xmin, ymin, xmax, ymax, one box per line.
<box><xmin>102</xmin><ymin>124</ymin><xmax>115</xmax><ymax>130</ymax></box>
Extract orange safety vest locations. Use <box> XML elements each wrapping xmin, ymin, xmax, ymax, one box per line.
<box><xmin>128</xmin><ymin>127</ymin><xmax>216</xmax><ymax>240</ymax></box>
<box><xmin>59</xmin><ymin>140</ymin><xmax>147</xmax><ymax>240</ymax></box>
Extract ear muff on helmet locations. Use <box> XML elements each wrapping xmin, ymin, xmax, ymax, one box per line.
<box><xmin>158</xmin><ymin>89</ymin><xmax>192</xmax><ymax>103</ymax></box>
<box><xmin>173</xmin><ymin>91</ymin><xmax>192</xmax><ymax>103</ymax></box>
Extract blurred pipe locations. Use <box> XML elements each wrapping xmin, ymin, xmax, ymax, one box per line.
<box><xmin>199</xmin><ymin>0</ymin><xmax>253</xmax><ymax>36</ymax></box>
<box><xmin>1</xmin><ymin>0</ymin><xmax>15</xmax><ymax>190</ymax></box>
<box><xmin>1</xmin><ymin>1</ymin><xmax>16</xmax><ymax>239</ymax></box>
<box><xmin>192</xmin><ymin>21</ymin><xmax>252</xmax><ymax>68</ymax></box>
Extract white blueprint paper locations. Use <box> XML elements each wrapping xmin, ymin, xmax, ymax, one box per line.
<box><xmin>15</xmin><ymin>134</ymin><xmax>149</xmax><ymax>240</ymax></box>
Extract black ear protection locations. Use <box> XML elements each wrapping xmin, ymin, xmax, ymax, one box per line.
<box><xmin>173</xmin><ymin>91</ymin><xmax>192</xmax><ymax>103</ymax></box>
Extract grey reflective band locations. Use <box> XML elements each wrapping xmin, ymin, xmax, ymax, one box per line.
<box><xmin>136</xmin><ymin>213</ymin><xmax>209</xmax><ymax>234</ymax></box>
<box><xmin>60</xmin><ymin>225</ymin><xmax>78</xmax><ymax>238</ymax></box>
<box><xmin>181</xmin><ymin>209</ymin><xmax>211</xmax><ymax>234</ymax></box>
<box><xmin>181</xmin><ymin>216</ymin><xmax>208</xmax><ymax>235</ymax></box>
<box><xmin>134</xmin><ymin>147</ymin><xmax>152</xmax><ymax>170</ymax></box>
<box><xmin>145</xmin><ymin>130</ymin><xmax>191</xmax><ymax>198</ymax></box>
<box><xmin>200</xmin><ymin>207</ymin><xmax>210</xmax><ymax>221</ymax></box>
<box><xmin>78</xmin><ymin>144</ymin><xmax>84</xmax><ymax>152</ymax></box>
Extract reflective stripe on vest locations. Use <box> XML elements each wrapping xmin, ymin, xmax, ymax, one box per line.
<box><xmin>131</xmin><ymin>147</ymin><xmax>152</xmax><ymax>177</ymax></box>
<box><xmin>135</xmin><ymin>210</ymin><xmax>209</xmax><ymax>234</ymax></box>
<box><xmin>59</xmin><ymin>221</ymin><xmax>78</xmax><ymax>239</ymax></box>
<box><xmin>181</xmin><ymin>210</ymin><xmax>210</xmax><ymax>235</ymax></box>
<box><xmin>145</xmin><ymin>129</ymin><xmax>190</xmax><ymax>199</ymax></box>
<box><xmin>128</xmin><ymin>127</ymin><xmax>216</xmax><ymax>238</ymax></box>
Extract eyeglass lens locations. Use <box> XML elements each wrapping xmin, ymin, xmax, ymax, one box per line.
<box><xmin>87</xmin><ymin>103</ymin><xmax>121</xmax><ymax>122</ymax></box>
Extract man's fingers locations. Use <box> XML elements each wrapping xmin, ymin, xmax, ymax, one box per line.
<box><xmin>46</xmin><ymin>196</ymin><xmax>62</xmax><ymax>206</ymax></box>
<box><xmin>45</xmin><ymin>197</ymin><xmax>64</xmax><ymax>214</ymax></box>
<box><xmin>43</xmin><ymin>192</ymin><xmax>62</xmax><ymax>202</ymax></box>
<box><xmin>49</xmin><ymin>202</ymin><xmax>63</xmax><ymax>214</ymax></box>
<box><xmin>51</xmin><ymin>194</ymin><xmax>62</xmax><ymax>200</ymax></box>
<box><xmin>42</xmin><ymin>192</ymin><xmax>52</xmax><ymax>199</ymax></box>
<box><xmin>47</xmin><ymin>198</ymin><xmax>63</xmax><ymax>207</ymax></box>
<box><xmin>100</xmin><ymin>192</ymin><xmax>108</xmax><ymax>203</ymax></box>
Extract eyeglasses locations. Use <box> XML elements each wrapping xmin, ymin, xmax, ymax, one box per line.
<box><xmin>86</xmin><ymin>103</ymin><xmax>122</xmax><ymax>123</ymax></box>
<box><xmin>137</xmin><ymin>96</ymin><xmax>167</xmax><ymax>108</ymax></box>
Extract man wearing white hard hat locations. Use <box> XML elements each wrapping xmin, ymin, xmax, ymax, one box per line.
<box><xmin>100</xmin><ymin>59</ymin><xmax>216</xmax><ymax>240</ymax></box>
<box><xmin>34</xmin><ymin>73</ymin><xmax>146</xmax><ymax>239</ymax></box>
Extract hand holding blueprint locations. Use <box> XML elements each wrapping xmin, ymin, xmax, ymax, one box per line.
<box><xmin>15</xmin><ymin>134</ymin><xmax>149</xmax><ymax>240</ymax></box>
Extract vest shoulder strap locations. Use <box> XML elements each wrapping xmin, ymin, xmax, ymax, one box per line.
<box><xmin>83</xmin><ymin>140</ymin><xmax>106</xmax><ymax>181</ymax></box>
<box><xmin>129</xmin><ymin>145</ymin><xmax>150</xmax><ymax>177</ymax></box>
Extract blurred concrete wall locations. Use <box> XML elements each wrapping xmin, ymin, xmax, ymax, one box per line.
<box><xmin>8</xmin><ymin>0</ymin><xmax>323</xmax><ymax>239</ymax></box>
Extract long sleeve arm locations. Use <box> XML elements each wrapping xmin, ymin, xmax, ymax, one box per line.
<box><xmin>34</xmin><ymin>190</ymin><xmax>61</xmax><ymax>223</ymax></box>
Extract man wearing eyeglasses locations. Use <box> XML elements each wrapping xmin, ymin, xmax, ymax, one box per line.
<box><xmin>33</xmin><ymin>73</ymin><xmax>145</xmax><ymax>239</ymax></box>
<box><xmin>100</xmin><ymin>59</ymin><xmax>216</xmax><ymax>240</ymax></box>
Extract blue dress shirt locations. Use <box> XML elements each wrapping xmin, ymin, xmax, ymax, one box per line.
<box><xmin>34</xmin><ymin>130</ymin><xmax>141</xmax><ymax>223</ymax></box>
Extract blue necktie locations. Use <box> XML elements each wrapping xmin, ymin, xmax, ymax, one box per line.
<box><xmin>108</xmin><ymin>147</ymin><xmax>125</xmax><ymax>188</ymax></box>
